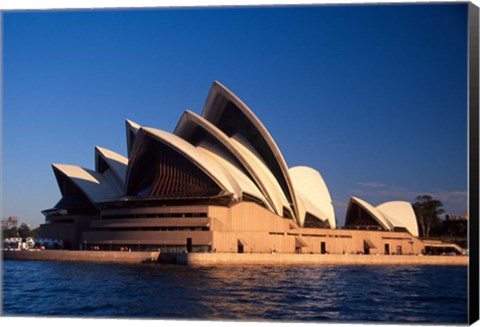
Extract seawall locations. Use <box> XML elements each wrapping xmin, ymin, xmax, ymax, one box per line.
<box><xmin>2</xmin><ymin>250</ymin><xmax>468</xmax><ymax>266</ymax></box>
<box><xmin>176</xmin><ymin>253</ymin><xmax>468</xmax><ymax>265</ymax></box>
<box><xmin>2</xmin><ymin>250</ymin><xmax>162</xmax><ymax>264</ymax></box>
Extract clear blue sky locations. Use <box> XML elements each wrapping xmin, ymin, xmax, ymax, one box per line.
<box><xmin>2</xmin><ymin>4</ymin><xmax>468</xmax><ymax>228</ymax></box>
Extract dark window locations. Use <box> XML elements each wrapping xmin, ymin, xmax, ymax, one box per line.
<box><xmin>282</xmin><ymin>207</ymin><xmax>293</xmax><ymax>219</ymax></box>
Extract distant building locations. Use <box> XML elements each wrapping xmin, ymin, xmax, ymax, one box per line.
<box><xmin>41</xmin><ymin>82</ymin><xmax>426</xmax><ymax>254</ymax></box>
<box><xmin>445</xmin><ymin>212</ymin><xmax>468</xmax><ymax>221</ymax></box>
<box><xmin>441</xmin><ymin>213</ymin><xmax>468</xmax><ymax>240</ymax></box>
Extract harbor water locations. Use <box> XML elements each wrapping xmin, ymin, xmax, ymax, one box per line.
<box><xmin>2</xmin><ymin>260</ymin><xmax>468</xmax><ymax>323</ymax></box>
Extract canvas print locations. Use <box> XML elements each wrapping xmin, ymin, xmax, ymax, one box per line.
<box><xmin>1</xmin><ymin>2</ymin><xmax>477</xmax><ymax>324</ymax></box>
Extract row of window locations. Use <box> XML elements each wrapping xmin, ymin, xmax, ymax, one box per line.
<box><xmin>84</xmin><ymin>244</ymin><xmax>211</xmax><ymax>253</ymax></box>
<box><xmin>382</xmin><ymin>236</ymin><xmax>412</xmax><ymax>241</ymax></box>
<box><xmin>302</xmin><ymin>234</ymin><xmax>353</xmax><ymax>239</ymax></box>
<box><xmin>91</xmin><ymin>226</ymin><xmax>209</xmax><ymax>232</ymax></box>
<box><xmin>276</xmin><ymin>232</ymin><xmax>353</xmax><ymax>239</ymax></box>
<box><xmin>101</xmin><ymin>212</ymin><xmax>208</xmax><ymax>220</ymax></box>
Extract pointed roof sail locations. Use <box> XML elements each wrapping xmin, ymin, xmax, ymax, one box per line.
<box><xmin>94</xmin><ymin>146</ymin><xmax>128</xmax><ymax>188</ymax></box>
<box><xmin>202</xmin><ymin>81</ymin><xmax>303</xmax><ymax>223</ymax></box>
<box><xmin>52</xmin><ymin>164</ymin><xmax>122</xmax><ymax>205</ymax></box>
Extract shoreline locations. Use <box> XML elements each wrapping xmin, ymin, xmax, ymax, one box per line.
<box><xmin>2</xmin><ymin>250</ymin><xmax>468</xmax><ymax>266</ymax></box>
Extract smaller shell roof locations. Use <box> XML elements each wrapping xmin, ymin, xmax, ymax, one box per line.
<box><xmin>348</xmin><ymin>197</ymin><xmax>394</xmax><ymax>231</ymax></box>
<box><xmin>52</xmin><ymin>164</ymin><xmax>122</xmax><ymax>204</ymax></box>
<box><xmin>376</xmin><ymin>201</ymin><xmax>419</xmax><ymax>237</ymax></box>
<box><xmin>289</xmin><ymin>166</ymin><xmax>336</xmax><ymax>229</ymax></box>
<box><xmin>95</xmin><ymin>146</ymin><xmax>128</xmax><ymax>186</ymax></box>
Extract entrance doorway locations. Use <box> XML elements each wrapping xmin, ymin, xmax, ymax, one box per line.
<box><xmin>237</xmin><ymin>240</ymin><xmax>244</xmax><ymax>253</ymax></box>
<box><xmin>384</xmin><ymin>244</ymin><xmax>390</xmax><ymax>255</ymax></box>
<box><xmin>186</xmin><ymin>238</ymin><xmax>192</xmax><ymax>253</ymax></box>
<box><xmin>364</xmin><ymin>243</ymin><xmax>370</xmax><ymax>255</ymax></box>
<box><xmin>320</xmin><ymin>242</ymin><xmax>326</xmax><ymax>254</ymax></box>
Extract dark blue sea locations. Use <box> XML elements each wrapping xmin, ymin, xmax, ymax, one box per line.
<box><xmin>1</xmin><ymin>260</ymin><xmax>468</xmax><ymax>323</ymax></box>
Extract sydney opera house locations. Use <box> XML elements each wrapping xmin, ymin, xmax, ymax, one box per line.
<box><xmin>41</xmin><ymin>82</ymin><xmax>425</xmax><ymax>255</ymax></box>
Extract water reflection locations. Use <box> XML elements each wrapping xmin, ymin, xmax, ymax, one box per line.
<box><xmin>2</xmin><ymin>261</ymin><xmax>468</xmax><ymax>323</ymax></box>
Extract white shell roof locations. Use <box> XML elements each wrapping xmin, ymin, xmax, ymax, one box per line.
<box><xmin>289</xmin><ymin>166</ymin><xmax>336</xmax><ymax>229</ymax></box>
<box><xmin>296</xmin><ymin>191</ymin><xmax>331</xmax><ymax>226</ymax></box>
<box><xmin>202</xmin><ymin>81</ymin><xmax>303</xmax><ymax>223</ymax></box>
<box><xmin>140</xmin><ymin>127</ymin><xmax>238</xmax><ymax>196</ymax></box>
<box><xmin>95</xmin><ymin>146</ymin><xmax>128</xmax><ymax>186</ymax></box>
<box><xmin>348</xmin><ymin>196</ymin><xmax>394</xmax><ymax>231</ymax></box>
<box><xmin>52</xmin><ymin>164</ymin><xmax>122</xmax><ymax>204</ymax></box>
<box><xmin>376</xmin><ymin>201</ymin><xmax>419</xmax><ymax>237</ymax></box>
<box><xmin>346</xmin><ymin>197</ymin><xmax>418</xmax><ymax>236</ymax></box>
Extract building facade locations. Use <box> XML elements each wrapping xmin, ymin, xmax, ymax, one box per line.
<box><xmin>41</xmin><ymin>82</ymin><xmax>425</xmax><ymax>254</ymax></box>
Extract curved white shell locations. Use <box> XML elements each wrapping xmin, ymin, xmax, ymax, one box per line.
<box><xmin>290</xmin><ymin>166</ymin><xmax>336</xmax><ymax>229</ymax></box>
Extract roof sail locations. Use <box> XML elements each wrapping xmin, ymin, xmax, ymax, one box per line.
<box><xmin>201</xmin><ymin>81</ymin><xmax>303</xmax><ymax>223</ymax></box>
<box><xmin>94</xmin><ymin>146</ymin><xmax>128</xmax><ymax>189</ymax></box>
<box><xmin>344</xmin><ymin>197</ymin><xmax>418</xmax><ymax>236</ymax></box>
<box><xmin>125</xmin><ymin>127</ymin><xmax>237</xmax><ymax>199</ymax></box>
<box><xmin>52</xmin><ymin>164</ymin><xmax>122</xmax><ymax>205</ymax></box>
<box><xmin>345</xmin><ymin>197</ymin><xmax>394</xmax><ymax>231</ymax></box>
<box><xmin>376</xmin><ymin>201</ymin><xmax>419</xmax><ymax>237</ymax></box>
<box><xmin>290</xmin><ymin>166</ymin><xmax>336</xmax><ymax>229</ymax></box>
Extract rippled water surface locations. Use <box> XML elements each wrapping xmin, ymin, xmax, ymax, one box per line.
<box><xmin>2</xmin><ymin>260</ymin><xmax>467</xmax><ymax>323</ymax></box>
